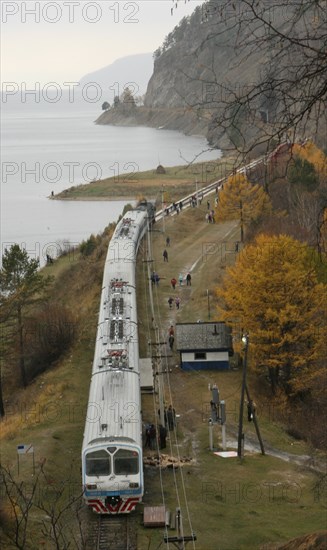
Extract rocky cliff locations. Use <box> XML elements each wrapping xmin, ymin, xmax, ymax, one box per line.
<box><xmin>97</xmin><ymin>1</ymin><xmax>326</xmax><ymax>152</ymax></box>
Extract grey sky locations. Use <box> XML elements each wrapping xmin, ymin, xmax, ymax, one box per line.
<box><xmin>1</xmin><ymin>0</ymin><xmax>205</xmax><ymax>85</ymax></box>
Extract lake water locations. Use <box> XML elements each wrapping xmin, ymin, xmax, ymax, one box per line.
<box><xmin>1</xmin><ymin>98</ymin><xmax>220</xmax><ymax>266</ymax></box>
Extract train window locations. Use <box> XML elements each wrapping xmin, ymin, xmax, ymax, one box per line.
<box><xmin>114</xmin><ymin>449</ymin><xmax>139</xmax><ymax>475</ymax></box>
<box><xmin>86</xmin><ymin>450</ymin><xmax>111</xmax><ymax>476</ymax></box>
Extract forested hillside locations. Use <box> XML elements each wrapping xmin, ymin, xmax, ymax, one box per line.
<box><xmin>98</xmin><ymin>0</ymin><xmax>326</xmax><ymax>155</ymax></box>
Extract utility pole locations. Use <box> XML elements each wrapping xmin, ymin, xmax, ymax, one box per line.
<box><xmin>150</xmin><ymin>331</ymin><xmax>166</xmax><ymax>428</ymax></box>
<box><xmin>240</xmin><ymin>199</ymin><xmax>244</xmax><ymax>243</ymax></box>
<box><xmin>237</xmin><ymin>335</ymin><xmax>265</xmax><ymax>458</ymax></box>
<box><xmin>161</xmin><ymin>185</ymin><xmax>165</xmax><ymax>234</ymax></box>
<box><xmin>145</xmin><ymin>218</ymin><xmax>165</xmax><ymax>427</ymax></box>
<box><xmin>164</xmin><ymin>508</ymin><xmax>197</xmax><ymax>549</ymax></box>
<box><xmin>207</xmin><ymin>289</ymin><xmax>211</xmax><ymax>320</ymax></box>
<box><xmin>237</xmin><ymin>334</ymin><xmax>248</xmax><ymax>459</ymax></box>
<box><xmin>245</xmin><ymin>384</ymin><xmax>265</xmax><ymax>455</ymax></box>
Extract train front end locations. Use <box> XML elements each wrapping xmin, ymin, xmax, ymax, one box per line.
<box><xmin>82</xmin><ymin>439</ymin><xmax>143</xmax><ymax>514</ymax></box>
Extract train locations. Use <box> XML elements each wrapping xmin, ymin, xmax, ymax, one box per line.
<box><xmin>81</xmin><ymin>200</ymin><xmax>155</xmax><ymax>514</ymax></box>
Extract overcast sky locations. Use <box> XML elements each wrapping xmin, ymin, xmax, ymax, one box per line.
<box><xmin>1</xmin><ymin>0</ymin><xmax>205</xmax><ymax>86</ymax></box>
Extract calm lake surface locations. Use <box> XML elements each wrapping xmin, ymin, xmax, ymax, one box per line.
<box><xmin>1</xmin><ymin>100</ymin><xmax>220</xmax><ymax>266</ymax></box>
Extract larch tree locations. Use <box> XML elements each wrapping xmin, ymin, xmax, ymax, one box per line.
<box><xmin>217</xmin><ymin>233</ymin><xmax>326</xmax><ymax>395</ymax></box>
<box><xmin>0</xmin><ymin>245</ymin><xmax>52</xmax><ymax>392</ymax></box>
<box><xmin>215</xmin><ymin>173</ymin><xmax>272</xmax><ymax>240</ymax></box>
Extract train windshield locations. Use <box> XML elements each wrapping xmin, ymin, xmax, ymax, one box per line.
<box><xmin>114</xmin><ymin>449</ymin><xmax>139</xmax><ymax>475</ymax></box>
<box><xmin>86</xmin><ymin>450</ymin><xmax>111</xmax><ymax>476</ymax></box>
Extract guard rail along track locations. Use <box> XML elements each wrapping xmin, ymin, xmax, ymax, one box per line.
<box><xmin>154</xmin><ymin>147</ymin><xmax>290</xmax><ymax>222</ymax></box>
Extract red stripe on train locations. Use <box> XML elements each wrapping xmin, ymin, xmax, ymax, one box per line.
<box><xmin>87</xmin><ymin>498</ymin><xmax>140</xmax><ymax>514</ymax></box>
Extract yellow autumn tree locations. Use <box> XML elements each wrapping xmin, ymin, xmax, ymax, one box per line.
<box><xmin>217</xmin><ymin>234</ymin><xmax>326</xmax><ymax>396</ymax></box>
<box><xmin>318</xmin><ymin>208</ymin><xmax>327</xmax><ymax>257</ymax></box>
<box><xmin>216</xmin><ymin>174</ymin><xmax>272</xmax><ymax>239</ymax></box>
<box><xmin>292</xmin><ymin>141</ymin><xmax>327</xmax><ymax>178</ymax></box>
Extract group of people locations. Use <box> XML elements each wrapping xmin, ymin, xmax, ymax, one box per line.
<box><xmin>144</xmin><ymin>404</ymin><xmax>176</xmax><ymax>450</ymax></box>
<box><xmin>168</xmin><ymin>296</ymin><xmax>180</xmax><ymax>310</ymax></box>
<box><xmin>151</xmin><ymin>271</ymin><xmax>160</xmax><ymax>285</ymax></box>
<box><xmin>144</xmin><ymin>423</ymin><xmax>168</xmax><ymax>450</ymax></box>
<box><xmin>164</xmin><ymin>201</ymin><xmax>183</xmax><ymax>217</ymax></box>
<box><xmin>170</xmin><ymin>273</ymin><xmax>191</xmax><ymax>288</ymax></box>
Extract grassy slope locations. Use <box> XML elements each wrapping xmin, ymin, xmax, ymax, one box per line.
<box><xmin>0</xmin><ymin>205</ymin><xmax>325</xmax><ymax>550</ymax></box>
<box><xmin>54</xmin><ymin>158</ymin><xmax>235</xmax><ymax>202</ymax></box>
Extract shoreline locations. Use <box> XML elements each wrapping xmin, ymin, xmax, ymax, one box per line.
<box><xmin>49</xmin><ymin>195</ymin><xmax>135</xmax><ymax>202</ymax></box>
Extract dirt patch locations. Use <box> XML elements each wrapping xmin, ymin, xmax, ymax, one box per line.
<box><xmin>260</xmin><ymin>531</ymin><xmax>327</xmax><ymax>550</ymax></box>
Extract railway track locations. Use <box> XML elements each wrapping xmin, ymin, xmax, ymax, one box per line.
<box><xmin>86</xmin><ymin>514</ymin><xmax>138</xmax><ymax>550</ymax></box>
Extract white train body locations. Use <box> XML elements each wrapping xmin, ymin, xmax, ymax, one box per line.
<box><xmin>82</xmin><ymin>203</ymin><xmax>153</xmax><ymax>514</ymax></box>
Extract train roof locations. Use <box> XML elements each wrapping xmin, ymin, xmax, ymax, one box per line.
<box><xmin>82</xmin><ymin>368</ymin><xmax>142</xmax><ymax>451</ymax></box>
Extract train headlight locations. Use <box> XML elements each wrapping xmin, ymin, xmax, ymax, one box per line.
<box><xmin>129</xmin><ymin>482</ymin><xmax>139</xmax><ymax>488</ymax></box>
<box><xmin>86</xmin><ymin>484</ymin><xmax>97</xmax><ymax>490</ymax></box>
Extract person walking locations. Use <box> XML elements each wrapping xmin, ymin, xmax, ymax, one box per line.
<box><xmin>166</xmin><ymin>236</ymin><xmax>170</xmax><ymax>247</ymax></box>
<box><xmin>178</xmin><ymin>273</ymin><xmax>183</xmax><ymax>286</ymax></box>
<box><xmin>171</xmin><ymin>277</ymin><xmax>177</xmax><ymax>290</ymax></box>
<box><xmin>168</xmin><ymin>297</ymin><xmax>174</xmax><ymax>309</ymax></box>
<box><xmin>149</xmin><ymin>424</ymin><xmax>157</xmax><ymax>450</ymax></box>
<box><xmin>168</xmin><ymin>334</ymin><xmax>174</xmax><ymax>350</ymax></box>
<box><xmin>186</xmin><ymin>273</ymin><xmax>191</xmax><ymax>286</ymax></box>
<box><xmin>167</xmin><ymin>405</ymin><xmax>176</xmax><ymax>431</ymax></box>
<box><xmin>159</xmin><ymin>424</ymin><xmax>167</xmax><ymax>449</ymax></box>
<box><xmin>163</xmin><ymin>249</ymin><xmax>168</xmax><ymax>262</ymax></box>
<box><xmin>168</xmin><ymin>325</ymin><xmax>174</xmax><ymax>337</ymax></box>
<box><xmin>144</xmin><ymin>424</ymin><xmax>152</xmax><ymax>448</ymax></box>
<box><xmin>175</xmin><ymin>296</ymin><xmax>181</xmax><ymax>310</ymax></box>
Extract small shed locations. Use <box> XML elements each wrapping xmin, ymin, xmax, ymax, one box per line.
<box><xmin>175</xmin><ymin>322</ymin><xmax>233</xmax><ymax>371</ymax></box>
<box><xmin>156</xmin><ymin>164</ymin><xmax>166</xmax><ymax>174</ymax></box>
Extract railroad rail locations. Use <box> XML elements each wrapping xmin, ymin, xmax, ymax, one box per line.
<box><xmin>154</xmin><ymin>153</ymin><xmax>269</xmax><ymax>222</ymax></box>
<box><xmin>86</xmin><ymin>514</ymin><xmax>138</xmax><ymax>550</ymax></box>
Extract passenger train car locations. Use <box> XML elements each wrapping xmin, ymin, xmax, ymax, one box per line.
<box><xmin>82</xmin><ymin>200</ymin><xmax>155</xmax><ymax>514</ymax></box>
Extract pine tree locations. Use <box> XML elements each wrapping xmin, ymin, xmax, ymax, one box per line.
<box><xmin>0</xmin><ymin>245</ymin><xmax>52</xmax><ymax>391</ymax></box>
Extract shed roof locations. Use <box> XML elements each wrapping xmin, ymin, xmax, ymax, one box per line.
<box><xmin>176</xmin><ymin>322</ymin><xmax>232</xmax><ymax>351</ymax></box>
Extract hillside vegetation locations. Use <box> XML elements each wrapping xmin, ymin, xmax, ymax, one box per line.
<box><xmin>0</xmin><ymin>143</ymin><xmax>326</xmax><ymax>548</ymax></box>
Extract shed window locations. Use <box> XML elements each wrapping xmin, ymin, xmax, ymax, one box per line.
<box><xmin>194</xmin><ymin>352</ymin><xmax>206</xmax><ymax>360</ymax></box>
<box><xmin>114</xmin><ymin>449</ymin><xmax>139</xmax><ymax>475</ymax></box>
<box><xmin>86</xmin><ymin>450</ymin><xmax>110</xmax><ymax>476</ymax></box>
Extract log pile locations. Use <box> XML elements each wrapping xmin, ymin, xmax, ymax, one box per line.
<box><xmin>143</xmin><ymin>453</ymin><xmax>193</xmax><ymax>469</ymax></box>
